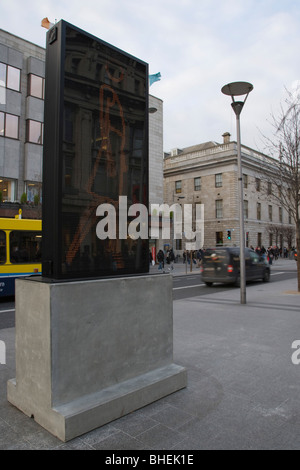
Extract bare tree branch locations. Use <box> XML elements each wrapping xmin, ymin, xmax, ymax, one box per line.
<box><xmin>258</xmin><ymin>88</ymin><xmax>300</xmax><ymax>290</ymax></box>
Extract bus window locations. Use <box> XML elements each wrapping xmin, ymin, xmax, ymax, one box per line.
<box><xmin>0</xmin><ymin>231</ymin><xmax>6</xmax><ymax>264</ymax></box>
<box><xmin>9</xmin><ymin>231</ymin><xmax>42</xmax><ymax>263</ymax></box>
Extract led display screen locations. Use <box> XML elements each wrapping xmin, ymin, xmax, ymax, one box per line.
<box><xmin>42</xmin><ymin>21</ymin><xmax>149</xmax><ymax>279</ymax></box>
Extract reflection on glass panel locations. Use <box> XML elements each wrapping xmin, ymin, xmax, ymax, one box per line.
<box><xmin>63</xmin><ymin>105</ymin><xmax>74</xmax><ymax>142</ymax></box>
<box><xmin>29</xmin><ymin>74</ymin><xmax>44</xmax><ymax>99</ymax></box>
<box><xmin>5</xmin><ymin>114</ymin><xmax>19</xmax><ymax>139</ymax></box>
<box><xmin>59</xmin><ymin>26</ymin><xmax>148</xmax><ymax>278</ymax></box>
<box><xmin>7</xmin><ymin>66</ymin><xmax>20</xmax><ymax>92</ymax></box>
<box><xmin>0</xmin><ymin>112</ymin><xmax>4</xmax><ymax>136</ymax></box>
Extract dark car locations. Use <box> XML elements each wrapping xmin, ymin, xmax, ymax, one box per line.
<box><xmin>201</xmin><ymin>247</ymin><xmax>271</xmax><ymax>287</ymax></box>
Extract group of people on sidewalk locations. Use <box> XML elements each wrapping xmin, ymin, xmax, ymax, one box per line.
<box><xmin>252</xmin><ymin>245</ymin><xmax>297</xmax><ymax>264</ymax></box>
<box><xmin>150</xmin><ymin>245</ymin><xmax>296</xmax><ymax>273</ymax></box>
<box><xmin>155</xmin><ymin>248</ymin><xmax>176</xmax><ymax>272</ymax></box>
<box><xmin>150</xmin><ymin>248</ymin><xmax>204</xmax><ymax>273</ymax></box>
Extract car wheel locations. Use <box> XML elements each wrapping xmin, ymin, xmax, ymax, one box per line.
<box><xmin>263</xmin><ymin>270</ymin><xmax>270</xmax><ymax>282</ymax></box>
<box><xmin>205</xmin><ymin>282</ymin><xmax>213</xmax><ymax>287</ymax></box>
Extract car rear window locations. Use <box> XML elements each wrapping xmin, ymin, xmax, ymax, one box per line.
<box><xmin>203</xmin><ymin>250</ymin><xmax>229</xmax><ymax>263</ymax></box>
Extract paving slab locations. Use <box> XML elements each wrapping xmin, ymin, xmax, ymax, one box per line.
<box><xmin>0</xmin><ymin>263</ymin><xmax>299</xmax><ymax>449</ymax></box>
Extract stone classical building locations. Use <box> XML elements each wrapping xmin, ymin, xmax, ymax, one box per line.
<box><xmin>164</xmin><ymin>132</ymin><xmax>296</xmax><ymax>252</ymax></box>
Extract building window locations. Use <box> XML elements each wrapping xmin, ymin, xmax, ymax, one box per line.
<box><xmin>269</xmin><ymin>205</ymin><xmax>273</xmax><ymax>222</ymax></box>
<box><xmin>258</xmin><ymin>233</ymin><xmax>262</xmax><ymax>247</ymax></box>
<box><xmin>0</xmin><ymin>62</ymin><xmax>21</xmax><ymax>92</ymax></box>
<box><xmin>269</xmin><ymin>234</ymin><xmax>273</xmax><ymax>247</ymax></box>
<box><xmin>279</xmin><ymin>207</ymin><xmax>283</xmax><ymax>223</ymax></box>
<box><xmin>256</xmin><ymin>178</ymin><xmax>261</xmax><ymax>192</ymax></box>
<box><xmin>216</xmin><ymin>231</ymin><xmax>223</xmax><ymax>246</ymax></box>
<box><xmin>289</xmin><ymin>209</ymin><xmax>292</xmax><ymax>225</ymax></box>
<box><xmin>244</xmin><ymin>200</ymin><xmax>249</xmax><ymax>219</ymax></box>
<box><xmin>216</xmin><ymin>199</ymin><xmax>223</xmax><ymax>219</ymax></box>
<box><xmin>257</xmin><ymin>202</ymin><xmax>261</xmax><ymax>220</ymax></box>
<box><xmin>25</xmin><ymin>182</ymin><xmax>42</xmax><ymax>203</ymax></box>
<box><xmin>0</xmin><ymin>178</ymin><xmax>17</xmax><ymax>202</ymax></box>
<box><xmin>0</xmin><ymin>63</ymin><xmax>5</xmax><ymax>85</ymax></box>
<box><xmin>175</xmin><ymin>239</ymin><xmax>182</xmax><ymax>250</ymax></box>
<box><xmin>28</xmin><ymin>74</ymin><xmax>44</xmax><ymax>99</ymax></box>
<box><xmin>267</xmin><ymin>182</ymin><xmax>272</xmax><ymax>196</ymax></box>
<box><xmin>175</xmin><ymin>180</ymin><xmax>182</xmax><ymax>194</ymax></box>
<box><xmin>215</xmin><ymin>173</ymin><xmax>222</xmax><ymax>188</ymax></box>
<box><xmin>246</xmin><ymin>231</ymin><xmax>249</xmax><ymax>247</ymax></box>
<box><xmin>243</xmin><ymin>174</ymin><xmax>248</xmax><ymax>189</ymax></box>
<box><xmin>26</xmin><ymin>120</ymin><xmax>43</xmax><ymax>144</ymax></box>
<box><xmin>0</xmin><ymin>112</ymin><xmax>3</xmax><ymax>135</ymax></box>
<box><xmin>0</xmin><ymin>112</ymin><xmax>19</xmax><ymax>139</ymax></box>
<box><xmin>194</xmin><ymin>177</ymin><xmax>201</xmax><ymax>191</ymax></box>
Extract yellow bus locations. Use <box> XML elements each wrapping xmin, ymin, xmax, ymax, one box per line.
<box><xmin>0</xmin><ymin>217</ymin><xmax>42</xmax><ymax>297</ymax></box>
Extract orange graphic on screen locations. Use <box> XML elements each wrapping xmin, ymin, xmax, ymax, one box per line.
<box><xmin>66</xmin><ymin>66</ymin><xmax>127</xmax><ymax>266</ymax></box>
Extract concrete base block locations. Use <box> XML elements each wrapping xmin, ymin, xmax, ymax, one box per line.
<box><xmin>7</xmin><ymin>274</ymin><xmax>187</xmax><ymax>442</ymax></box>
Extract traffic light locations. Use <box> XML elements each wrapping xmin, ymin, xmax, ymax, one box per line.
<box><xmin>227</xmin><ymin>230</ymin><xmax>231</xmax><ymax>240</ymax></box>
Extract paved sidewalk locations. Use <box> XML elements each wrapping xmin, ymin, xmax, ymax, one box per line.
<box><xmin>150</xmin><ymin>256</ymin><xmax>297</xmax><ymax>277</ymax></box>
<box><xmin>0</xmin><ymin>261</ymin><xmax>299</xmax><ymax>449</ymax></box>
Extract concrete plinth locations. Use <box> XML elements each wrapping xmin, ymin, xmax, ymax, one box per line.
<box><xmin>7</xmin><ymin>274</ymin><xmax>186</xmax><ymax>442</ymax></box>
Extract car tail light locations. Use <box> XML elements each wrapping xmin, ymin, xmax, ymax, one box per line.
<box><xmin>227</xmin><ymin>265</ymin><xmax>234</xmax><ymax>273</ymax></box>
<box><xmin>200</xmin><ymin>266</ymin><xmax>204</xmax><ymax>273</ymax></box>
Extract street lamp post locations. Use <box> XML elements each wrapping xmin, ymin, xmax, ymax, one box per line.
<box><xmin>221</xmin><ymin>82</ymin><xmax>253</xmax><ymax>305</ymax></box>
<box><xmin>172</xmin><ymin>194</ymin><xmax>186</xmax><ymax>272</ymax></box>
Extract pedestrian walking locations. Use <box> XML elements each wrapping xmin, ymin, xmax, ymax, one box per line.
<box><xmin>157</xmin><ymin>249</ymin><xmax>165</xmax><ymax>272</ymax></box>
<box><xmin>167</xmin><ymin>249</ymin><xmax>175</xmax><ymax>271</ymax></box>
<box><xmin>149</xmin><ymin>250</ymin><xmax>153</xmax><ymax>268</ymax></box>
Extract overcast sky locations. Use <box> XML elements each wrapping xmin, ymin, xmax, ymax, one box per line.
<box><xmin>1</xmin><ymin>0</ymin><xmax>300</xmax><ymax>153</ymax></box>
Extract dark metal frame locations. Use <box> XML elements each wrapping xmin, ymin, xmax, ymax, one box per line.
<box><xmin>42</xmin><ymin>20</ymin><xmax>149</xmax><ymax>280</ymax></box>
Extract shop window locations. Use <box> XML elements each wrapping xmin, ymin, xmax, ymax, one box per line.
<box><xmin>0</xmin><ymin>178</ymin><xmax>17</xmax><ymax>202</ymax></box>
<box><xmin>26</xmin><ymin>182</ymin><xmax>42</xmax><ymax>203</ymax></box>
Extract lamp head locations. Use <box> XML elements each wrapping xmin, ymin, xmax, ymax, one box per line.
<box><xmin>221</xmin><ymin>82</ymin><xmax>253</xmax><ymax>98</ymax></box>
<box><xmin>221</xmin><ymin>81</ymin><xmax>253</xmax><ymax>116</ymax></box>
